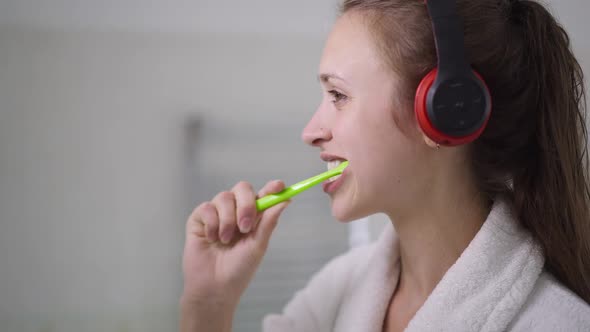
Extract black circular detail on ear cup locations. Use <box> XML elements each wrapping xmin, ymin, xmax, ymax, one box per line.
<box><xmin>426</xmin><ymin>74</ymin><xmax>491</xmax><ymax>137</ymax></box>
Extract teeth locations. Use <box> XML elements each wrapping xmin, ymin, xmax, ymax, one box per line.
<box><xmin>326</xmin><ymin>160</ymin><xmax>342</xmax><ymax>171</ymax></box>
<box><xmin>325</xmin><ymin>159</ymin><xmax>347</xmax><ymax>183</ymax></box>
<box><xmin>327</xmin><ymin>174</ymin><xmax>342</xmax><ymax>183</ymax></box>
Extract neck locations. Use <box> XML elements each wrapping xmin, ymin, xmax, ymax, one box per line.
<box><xmin>386</xmin><ymin>163</ymin><xmax>491</xmax><ymax>299</ymax></box>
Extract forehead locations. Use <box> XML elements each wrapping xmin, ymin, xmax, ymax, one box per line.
<box><xmin>319</xmin><ymin>12</ymin><xmax>386</xmax><ymax>83</ymax></box>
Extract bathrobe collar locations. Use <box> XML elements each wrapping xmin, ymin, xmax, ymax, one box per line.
<box><xmin>335</xmin><ymin>197</ymin><xmax>545</xmax><ymax>332</ymax></box>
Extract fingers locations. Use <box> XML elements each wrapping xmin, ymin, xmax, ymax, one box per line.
<box><xmin>189</xmin><ymin>202</ymin><xmax>218</xmax><ymax>242</ymax></box>
<box><xmin>254</xmin><ymin>179</ymin><xmax>286</xmax><ymax>225</ymax></box>
<box><xmin>187</xmin><ymin>180</ymin><xmax>288</xmax><ymax>245</ymax></box>
<box><xmin>233</xmin><ymin>181</ymin><xmax>257</xmax><ymax>234</ymax></box>
<box><xmin>254</xmin><ymin>201</ymin><xmax>289</xmax><ymax>250</ymax></box>
<box><xmin>186</xmin><ymin>203</ymin><xmax>207</xmax><ymax>238</ymax></box>
<box><xmin>257</xmin><ymin>180</ymin><xmax>286</xmax><ymax>198</ymax></box>
<box><xmin>212</xmin><ymin>191</ymin><xmax>236</xmax><ymax>244</ymax></box>
<box><xmin>251</xmin><ymin>180</ymin><xmax>289</xmax><ymax>249</ymax></box>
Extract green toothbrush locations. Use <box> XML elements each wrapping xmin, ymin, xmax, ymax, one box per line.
<box><xmin>256</xmin><ymin>161</ymin><xmax>349</xmax><ymax>211</ymax></box>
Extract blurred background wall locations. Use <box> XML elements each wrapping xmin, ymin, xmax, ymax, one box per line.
<box><xmin>0</xmin><ymin>1</ymin><xmax>588</xmax><ymax>331</ymax></box>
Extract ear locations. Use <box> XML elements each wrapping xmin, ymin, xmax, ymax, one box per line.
<box><xmin>410</xmin><ymin>108</ymin><xmax>438</xmax><ymax>149</ymax></box>
<box><xmin>422</xmin><ymin>134</ymin><xmax>439</xmax><ymax>149</ymax></box>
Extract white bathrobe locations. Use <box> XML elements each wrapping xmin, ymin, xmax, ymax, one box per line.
<box><xmin>263</xmin><ymin>198</ymin><xmax>590</xmax><ymax>331</ymax></box>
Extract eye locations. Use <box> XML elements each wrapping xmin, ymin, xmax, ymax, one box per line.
<box><xmin>328</xmin><ymin>90</ymin><xmax>348</xmax><ymax>105</ymax></box>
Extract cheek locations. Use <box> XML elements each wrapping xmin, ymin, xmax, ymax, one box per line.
<box><xmin>349</xmin><ymin>107</ymin><xmax>404</xmax><ymax>157</ymax></box>
<box><xmin>349</xmin><ymin>110</ymin><xmax>428</xmax><ymax>192</ymax></box>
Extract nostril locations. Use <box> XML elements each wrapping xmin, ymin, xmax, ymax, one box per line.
<box><xmin>312</xmin><ymin>138</ymin><xmax>324</xmax><ymax>146</ymax></box>
<box><xmin>302</xmin><ymin>132</ymin><xmax>316</xmax><ymax>145</ymax></box>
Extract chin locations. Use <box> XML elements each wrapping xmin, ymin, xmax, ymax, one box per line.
<box><xmin>330</xmin><ymin>197</ymin><xmax>371</xmax><ymax>222</ymax></box>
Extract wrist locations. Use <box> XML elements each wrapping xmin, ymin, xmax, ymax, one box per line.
<box><xmin>180</xmin><ymin>292</ymin><xmax>237</xmax><ymax>314</ymax></box>
<box><xmin>180</xmin><ymin>284</ymin><xmax>241</xmax><ymax>308</ymax></box>
<box><xmin>180</xmin><ymin>295</ymin><xmax>236</xmax><ymax>332</ymax></box>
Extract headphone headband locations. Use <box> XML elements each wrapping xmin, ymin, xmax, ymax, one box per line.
<box><xmin>425</xmin><ymin>0</ymin><xmax>470</xmax><ymax>76</ymax></box>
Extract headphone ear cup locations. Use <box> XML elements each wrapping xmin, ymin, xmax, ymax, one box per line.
<box><xmin>414</xmin><ymin>68</ymin><xmax>492</xmax><ymax>146</ymax></box>
<box><xmin>414</xmin><ymin>68</ymin><xmax>442</xmax><ymax>143</ymax></box>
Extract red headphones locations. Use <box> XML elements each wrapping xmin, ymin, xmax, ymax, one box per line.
<box><xmin>415</xmin><ymin>0</ymin><xmax>492</xmax><ymax>146</ymax></box>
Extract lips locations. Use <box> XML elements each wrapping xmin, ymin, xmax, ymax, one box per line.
<box><xmin>320</xmin><ymin>152</ymin><xmax>347</xmax><ymax>163</ymax></box>
<box><xmin>320</xmin><ymin>152</ymin><xmax>348</xmax><ymax>193</ymax></box>
<box><xmin>322</xmin><ymin>168</ymin><xmax>347</xmax><ymax>193</ymax></box>
<box><xmin>326</xmin><ymin>160</ymin><xmax>345</xmax><ymax>182</ymax></box>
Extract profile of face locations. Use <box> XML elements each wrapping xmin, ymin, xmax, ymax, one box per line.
<box><xmin>301</xmin><ymin>11</ymin><xmax>436</xmax><ymax>222</ymax></box>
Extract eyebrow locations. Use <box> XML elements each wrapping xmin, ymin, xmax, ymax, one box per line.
<box><xmin>318</xmin><ymin>73</ymin><xmax>348</xmax><ymax>84</ymax></box>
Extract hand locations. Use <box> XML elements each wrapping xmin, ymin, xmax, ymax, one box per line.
<box><xmin>181</xmin><ymin>180</ymin><xmax>290</xmax><ymax>309</ymax></box>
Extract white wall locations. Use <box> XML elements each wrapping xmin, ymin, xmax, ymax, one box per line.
<box><xmin>0</xmin><ymin>1</ymin><xmax>588</xmax><ymax>331</ymax></box>
<box><xmin>0</xmin><ymin>26</ymin><xmax>349</xmax><ymax>331</ymax></box>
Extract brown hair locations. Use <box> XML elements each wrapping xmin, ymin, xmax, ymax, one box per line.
<box><xmin>340</xmin><ymin>0</ymin><xmax>590</xmax><ymax>303</ymax></box>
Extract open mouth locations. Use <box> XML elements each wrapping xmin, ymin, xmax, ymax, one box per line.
<box><xmin>326</xmin><ymin>159</ymin><xmax>347</xmax><ymax>183</ymax></box>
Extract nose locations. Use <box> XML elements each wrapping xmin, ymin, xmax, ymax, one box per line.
<box><xmin>301</xmin><ymin>108</ymin><xmax>332</xmax><ymax>147</ymax></box>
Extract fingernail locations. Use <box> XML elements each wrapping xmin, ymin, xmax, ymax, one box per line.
<box><xmin>240</xmin><ymin>217</ymin><xmax>252</xmax><ymax>233</ymax></box>
<box><xmin>220</xmin><ymin>229</ymin><xmax>233</xmax><ymax>244</ymax></box>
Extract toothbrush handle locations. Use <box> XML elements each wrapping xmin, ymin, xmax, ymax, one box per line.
<box><xmin>255</xmin><ymin>172</ymin><xmax>334</xmax><ymax>211</ymax></box>
<box><xmin>255</xmin><ymin>187</ymin><xmax>297</xmax><ymax>211</ymax></box>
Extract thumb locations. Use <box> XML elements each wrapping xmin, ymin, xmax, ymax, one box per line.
<box><xmin>253</xmin><ymin>201</ymin><xmax>290</xmax><ymax>250</ymax></box>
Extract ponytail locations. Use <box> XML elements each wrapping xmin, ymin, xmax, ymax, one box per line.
<box><xmin>503</xmin><ymin>0</ymin><xmax>590</xmax><ymax>303</ymax></box>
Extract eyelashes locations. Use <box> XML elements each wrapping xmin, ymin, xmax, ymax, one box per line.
<box><xmin>328</xmin><ymin>90</ymin><xmax>348</xmax><ymax>105</ymax></box>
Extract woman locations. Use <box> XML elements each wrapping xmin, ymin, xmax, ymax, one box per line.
<box><xmin>180</xmin><ymin>0</ymin><xmax>590</xmax><ymax>331</ymax></box>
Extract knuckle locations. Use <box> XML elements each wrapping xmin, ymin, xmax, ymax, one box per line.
<box><xmin>199</xmin><ymin>204</ymin><xmax>219</xmax><ymax>225</ymax></box>
<box><xmin>199</xmin><ymin>202</ymin><xmax>215</xmax><ymax>214</ymax></box>
<box><xmin>268</xmin><ymin>180</ymin><xmax>282</xmax><ymax>190</ymax></box>
<box><xmin>263</xmin><ymin>181</ymin><xmax>281</xmax><ymax>194</ymax></box>
<box><xmin>235</xmin><ymin>181</ymin><xmax>253</xmax><ymax>191</ymax></box>
<box><xmin>216</xmin><ymin>191</ymin><xmax>234</xmax><ymax>201</ymax></box>
<box><xmin>257</xmin><ymin>189</ymin><xmax>268</xmax><ymax>198</ymax></box>
<box><xmin>191</xmin><ymin>202</ymin><xmax>210</xmax><ymax>220</ymax></box>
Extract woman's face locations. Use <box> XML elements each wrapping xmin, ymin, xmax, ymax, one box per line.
<box><xmin>302</xmin><ymin>11</ymin><xmax>434</xmax><ymax>222</ymax></box>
